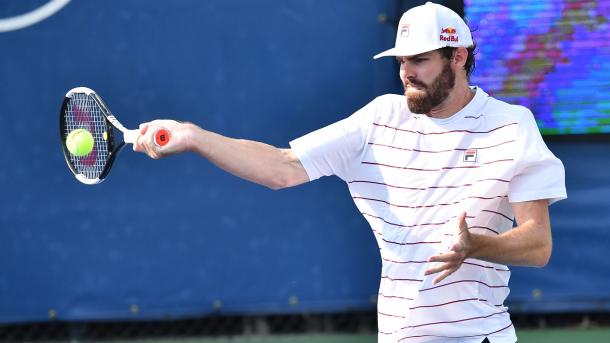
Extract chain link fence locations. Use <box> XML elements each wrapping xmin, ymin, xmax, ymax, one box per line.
<box><xmin>3</xmin><ymin>311</ymin><xmax>610</xmax><ymax>342</ymax></box>
<box><xmin>0</xmin><ymin>311</ymin><xmax>378</xmax><ymax>342</ymax></box>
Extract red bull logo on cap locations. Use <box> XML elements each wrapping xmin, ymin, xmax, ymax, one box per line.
<box><xmin>440</xmin><ymin>26</ymin><xmax>459</xmax><ymax>42</ymax></box>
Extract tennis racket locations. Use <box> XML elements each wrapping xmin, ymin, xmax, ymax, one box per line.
<box><xmin>60</xmin><ymin>86</ymin><xmax>169</xmax><ymax>185</ymax></box>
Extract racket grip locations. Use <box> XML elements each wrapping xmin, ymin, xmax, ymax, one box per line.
<box><xmin>123</xmin><ymin>128</ymin><xmax>169</xmax><ymax>146</ymax></box>
<box><xmin>154</xmin><ymin>129</ymin><xmax>170</xmax><ymax>147</ymax></box>
<box><xmin>123</xmin><ymin>129</ymin><xmax>139</xmax><ymax>144</ymax></box>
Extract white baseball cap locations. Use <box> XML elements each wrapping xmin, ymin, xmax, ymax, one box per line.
<box><xmin>374</xmin><ymin>2</ymin><xmax>473</xmax><ymax>59</ymax></box>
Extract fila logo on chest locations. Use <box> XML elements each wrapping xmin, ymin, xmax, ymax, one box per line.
<box><xmin>463</xmin><ymin>149</ymin><xmax>478</xmax><ymax>162</ymax></box>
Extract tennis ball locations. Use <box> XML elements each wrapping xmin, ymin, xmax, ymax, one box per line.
<box><xmin>66</xmin><ymin>129</ymin><xmax>94</xmax><ymax>156</ymax></box>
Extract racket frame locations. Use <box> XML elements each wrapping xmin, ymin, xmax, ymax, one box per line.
<box><xmin>60</xmin><ymin>87</ymin><xmax>132</xmax><ymax>185</ymax></box>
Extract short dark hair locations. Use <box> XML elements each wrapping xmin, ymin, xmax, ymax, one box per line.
<box><xmin>438</xmin><ymin>42</ymin><xmax>477</xmax><ymax>79</ymax></box>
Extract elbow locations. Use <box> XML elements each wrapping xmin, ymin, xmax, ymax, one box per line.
<box><xmin>267</xmin><ymin>182</ymin><xmax>287</xmax><ymax>191</ymax></box>
<box><xmin>533</xmin><ymin>254</ymin><xmax>550</xmax><ymax>268</ymax></box>
<box><xmin>265</xmin><ymin>167</ymin><xmax>307</xmax><ymax>190</ymax></box>
<box><xmin>533</xmin><ymin>240</ymin><xmax>552</xmax><ymax>268</ymax></box>
<box><xmin>529</xmin><ymin>219</ymin><xmax>553</xmax><ymax>268</ymax></box>
<box><xmin>265</xmin><ymin>175</ymin><xmax>295</xmax><ymax>190</ymax></box>
<box><xmin>265</xmin><ymin>150</ymin><xmax>308</xmax><ymax>190</ymax></box>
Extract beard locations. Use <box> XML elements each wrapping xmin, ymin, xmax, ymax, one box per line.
<box><xmin>403</xmin><ymin>61</ymin><xmax>455</xmax><ymax>114</ymax></box>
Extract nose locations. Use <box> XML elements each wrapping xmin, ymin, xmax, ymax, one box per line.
<box><xmin>399</xmin><ymin>61</ymin><xmax>416</xmax><ymax>83</ymax></box>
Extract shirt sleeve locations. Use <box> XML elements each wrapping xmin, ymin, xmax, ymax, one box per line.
<box><xmin>508</xmin><ymin>109</ymin><xmax>567</xmax><ymax>205</ymax></box>
<box><xmin>289</xmin><ymin>98</ymin><xmax>379</xmax><ymax>182</ymax></box>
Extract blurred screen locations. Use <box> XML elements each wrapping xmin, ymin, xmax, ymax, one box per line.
<box><xmin>465</xmin><ymin>0</ymin><xmax>610</xmax><ymax>135</ymax></box>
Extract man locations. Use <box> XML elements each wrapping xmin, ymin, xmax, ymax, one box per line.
<box><xmin>134</xmin><ymin>2</ymin><xmax>566</xmax><ymax>342</ymax></box>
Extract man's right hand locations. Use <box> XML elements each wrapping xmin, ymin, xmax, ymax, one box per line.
<box><xmin>133</xmin><ymin>120</ymin><xmax>194</xmax><ymax>159</ymax></box>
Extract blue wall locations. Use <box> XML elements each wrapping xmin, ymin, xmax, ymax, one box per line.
<box><xmin>0</xmin><ymin>0</ymin><xmax>608</xmax><ymax>324</ymax></box>
<box><xmin>509</xmin><ymin>141</ymin><xmax>610</xmax><ymax>313</ymax></box>
<box><xmin>0</xmin><ymin>0</ymin><xmax>396</xmax><ymax>323</ymax></box>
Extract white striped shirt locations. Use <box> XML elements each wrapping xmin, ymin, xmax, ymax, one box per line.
<box><xmin>290</xmin><ymin>87</ymin><xmax>566</xmax><ymax>343</ymax></box>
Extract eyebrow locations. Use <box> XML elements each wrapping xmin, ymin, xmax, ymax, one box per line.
<box><xmin>396</xmin><ymin>53</ymin><xmax>432</xmax><ymax>62</ymax></box>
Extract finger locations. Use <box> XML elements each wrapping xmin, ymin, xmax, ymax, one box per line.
<box><xmin>135</xmin><ymin>128</ymin><xmax>157</xmax><ymax>156</ymax></box>
<box><xmin>133</xmin><ymin>132</ymin><xmax>144</xmax><ymax>152</ymax></box>
<box><xmin>148</xmin><ymin>130</ymin><xmax>166</xmax><ymax>159</ymax></box>
<box><xmin>134</xmin><ymin>127</ymin><xmax>156</xmax><ymax>153</ymax></box>
<box><xmin>433</xmin><ymin>268</ymin><xmax>456</xmax><ymax>285</ymax></box>
<box><xmin>424</xmin><ymin>262</ymin><xmax>451</xmax><ymax>276</ymax></box>
<box><xmin>428</xmin><ymin>251</ymin><xmax>460</xmax><ymax>263</ymax></box>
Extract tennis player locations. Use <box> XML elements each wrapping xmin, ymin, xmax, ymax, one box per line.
<box><xmin>134</xmin><ymin>3</ymin><xmax>566</xmax><ymax>342</ymax></box>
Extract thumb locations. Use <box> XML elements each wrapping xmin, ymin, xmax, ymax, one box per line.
<box><xmin>457</xmin><ymin>211</ymin><xmax>468</xmax><ymax>233</ymax></box>
<box><xmin>132</xmin><ymin>123</ymin><xmax>150</xmax><ymax>152</ymax></box>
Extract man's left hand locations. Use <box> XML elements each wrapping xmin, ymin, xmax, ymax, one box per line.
<box><xmin>424</xmin><ymin>212</ymin><xmax>471</xmax><ymax>285</ymax></box>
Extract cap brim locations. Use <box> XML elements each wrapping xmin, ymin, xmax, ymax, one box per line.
<box><xmin>373</xmin><ymin>46</ymin><xmax>438</xmax><ymax>59</ymax></box>
<box><xmin>373</xmin><ymin>42</ymin><xmax>473</xmax><ymax>59</ymax></box>
<box><xmin>373</xmin><ymin>48</ymin><xmax>395</xmax><ymax>59</ymax></box>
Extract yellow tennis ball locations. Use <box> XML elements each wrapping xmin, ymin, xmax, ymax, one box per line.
<box><xmin>66</xmin><ymin>129</ymin><xmax>94</xmax><ymax>156</ymax></box>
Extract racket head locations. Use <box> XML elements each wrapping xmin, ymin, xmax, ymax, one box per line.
<box><xmin>60</xmin><ymin>87</ymin><xmax>125</xmax><ymax>184</ymax></box>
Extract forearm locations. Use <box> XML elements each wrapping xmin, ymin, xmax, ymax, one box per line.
<box><xmin>425</xmin><ymin>202</ymin><xmax>553</xmax><ymax>284</ymax></box>
<box><xmin>468</xmin><ymin>218</ymin><xmax>552</xmax><ymax>267</ymax></box>
<box><xmin>186</xmin><ymin>124</ymin><xmax>308</xmax><ymax>189</ymax></box>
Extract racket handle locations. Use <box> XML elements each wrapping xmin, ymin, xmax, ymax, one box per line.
<box><xmin>123</xmin><ymin>129</ymin><xmax>139</xmax><ymax>144</ymax></box>
<box><xmin>123</xmin><ymin>128</ymin><xmax>169</xmax><ymax>146</ymax></box>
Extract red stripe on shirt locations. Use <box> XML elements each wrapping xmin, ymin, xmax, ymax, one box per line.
<box><xmin>408</xmin><ymin>297</ymin><xmax>487</xmax><ymax>310</ymax></box>
<box><xmin>378</xmin><ymin>293</ymin><xmax>414</xmax><ymax>301</ymax></box>
<box><xmin>400</xmin><ymin>310</ymin><xmax>508</xmax><ymax>329</ymax></box>
<box><xmin>378</xmin><ymin>311</ymin><xmax>406</xmax><ymax>318</ymax></box>
<box><xmin>348</xmin><ymin>178</ymin><xmax>510</xmax><ymax>191</ymax></box>
<box><xmin>482</xmin><ymin>209</ymin><xmax>514</xmax><ymax>221</ymax></box>
<box><xmin>463</xmin><ymin>261</ymin><xmax>510</xmax><ymax>272</ymax></box>
<box><xmin>361</xmin><ymin>212</ymin><xmax>445</xmax><ymax>228</ymax></box>
<box><xmin>469</xmin><ymin>225</ymin><xmax>500</xmax><ymax>235</ymax></box>
<box><xmin>353</xmin><ymin>195</ymin><xmax>506</xmax><ymax>210</ymax></box>
<box><xmin>381</xmin><ymin>257</ymin><xmax>510</xmax><ymax>273</ymax></box>
<box><xmin>381</xmin><ymin>276</ymin><xmax>424</xmax><ymax>282</ymax></box>
<box><xmin>382</xmin><ymin>257</ymin><xmax>428</xmax><ymax>264</ymax></box>
<box><xmin>372</xmin><ymin>122</ymin><xmax>517</xmax><ymax>135</ymax></box>
<box><xmin>381</xmin><ymin>237</ymin><xmax>442</xmax><ymax>246</ymax></box>
<box><xmin>361</xmin><ymin>212</ymin><xmax>475</xmax><ymax>229</ymax></box>
<box><xmin>420</xmin><ymin>279</ymin><xmax>508</xmax><ymax>292</ymax></box>
<box><xmin>367</xmin><ymin>139</ymin><xmax>515</xmax><ymax>153</ymax></box>
<box><xmin>361</xmin><ymin>158</ymin><xmax>513</xmax><ymax>171</ymax></box>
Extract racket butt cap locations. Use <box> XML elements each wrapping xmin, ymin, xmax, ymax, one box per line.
<box><xmin>155</xmin><ymin>129</ymin><xmax>170</xmax><ymax>147</ymax></box>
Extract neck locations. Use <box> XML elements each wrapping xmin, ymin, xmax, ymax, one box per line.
<box><xmin>427</xmin><ymin>83</ymin><xmax>475</xmax><ymax>119</ymax></box>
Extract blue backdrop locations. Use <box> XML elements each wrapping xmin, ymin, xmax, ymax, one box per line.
<box><xmin>0</xmin><ymin>0</ymin><xmax>608</xmax><ymax>324</ymax></box>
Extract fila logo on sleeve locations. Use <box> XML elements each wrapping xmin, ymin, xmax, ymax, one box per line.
<box><xmin>463</xmin><ymin>148</ymin><xmax>478</xmax><ymax>162</ymax></box>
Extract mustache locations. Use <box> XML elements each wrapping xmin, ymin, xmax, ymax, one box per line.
<box><xmin>404</xmin><ymin>78</ymin><xmax>427</xmax><ymax>89</ymax></box>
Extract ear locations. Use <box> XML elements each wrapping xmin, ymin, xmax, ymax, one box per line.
<box><xmin>452</xmin><ymin>47</ymin><xmax>469</xmax><ymax>69</ymax></box>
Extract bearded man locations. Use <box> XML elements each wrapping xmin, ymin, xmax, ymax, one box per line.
<box><xmin>135</xmin><ymin>3</ymin><xmax>567</xmax><ymax>342</ymax></box>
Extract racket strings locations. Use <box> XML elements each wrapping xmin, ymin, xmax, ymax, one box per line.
<box><xmin>64</xmin><ymin>93</ymin><xmax>110</xmax><ymax>179</ymax></box>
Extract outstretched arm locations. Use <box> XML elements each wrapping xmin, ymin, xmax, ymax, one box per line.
<box><xmin>425</xmin><ymin>199</ymin><xmax>552</xmax><ymax>284</ymax></box>
<box><xmin>133</xmin><ymin>120</ymin><xmax>310</xmax><ymax>190</ymax></box>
